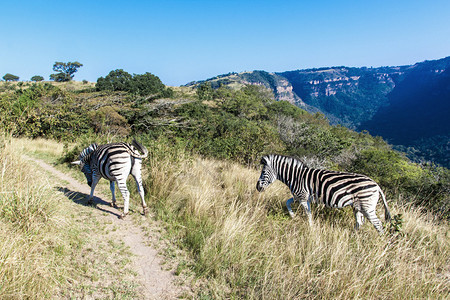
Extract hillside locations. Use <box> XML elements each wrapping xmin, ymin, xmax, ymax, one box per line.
<box><xmin>1</xmin><ymin>76</ymin><xmax>448</xmax><ymax>216</ymax></box>
<box><xmin>1</xmin><ymin>76</ymin><xmax>449</xmax><ymax>298</ymax></box>
<box><xmin>186</xmin><ymin>57</ymin><xmax>450</xmax><ymax>167</ymax></box>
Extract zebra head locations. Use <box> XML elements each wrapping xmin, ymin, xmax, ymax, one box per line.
<box><xmin>72</xmin><ymin>143</ymin><xmax>98</xmax><ymax>187</ymax></box>
<box><xmin>256</xmin><ymin>155</ymin><xmax>277</xmax><ymax>192</ymax></box>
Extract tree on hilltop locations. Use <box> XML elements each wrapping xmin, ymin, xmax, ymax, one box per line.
<box><xmin>3</xmin><ymin>73</ymin><xmax>20</xmax><ymax>81</ymax></box>
<box><xmin>50</xmin><ymin>61</ymin><xmax>83</xmax><ymax>82</ymax></box>
<box><xmin>31</xmin><ymin>75</ymin><xmax>44</xmax><ymax>82</ymax></box>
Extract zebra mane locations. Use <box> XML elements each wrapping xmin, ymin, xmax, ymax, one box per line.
<box><xmin>79</xmin><ymin>143</ymin><xmax>98</xmax><ymax>163</ymax></box>
<box><xmin>261</xmin><ymin>154</ymin><xmax>306</xmax><ymax>168</ymax></box>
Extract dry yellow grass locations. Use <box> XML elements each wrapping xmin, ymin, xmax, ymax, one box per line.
<box><xmin>0</xmin><ymin>80</ymin><xmax>95</xmax><ymax>93</ymax></box>
<box><xmin>0</xmin><ymin>136</ymin><xmax>71</xmax><ymax>297</ymax></box>
<box><xmin>144</xmin><ymin>151</ymin><xmax>449</xmax><ymax>299</ymax></box>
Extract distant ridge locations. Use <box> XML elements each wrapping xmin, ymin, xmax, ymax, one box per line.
<box><xmin>186</xmin><ymin>56</ymin><xmax>450</xmax><ymax>167</ymax></box>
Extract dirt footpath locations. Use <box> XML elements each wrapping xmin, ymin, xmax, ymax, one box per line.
<box><xmin>27</xmin><ymin>156</ymin><xmax>184</xmax><ymax>299</ymax></box>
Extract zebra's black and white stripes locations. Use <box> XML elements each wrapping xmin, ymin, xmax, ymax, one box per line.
<box><xmin>72</xmin><ymin>140</ymin><xmax>148</xmax><ymax>218</ymax></box>
<box><xmin>256</xmin><ymin>154</ymin><xmax>391</xmax><ymax>233</ymax></box>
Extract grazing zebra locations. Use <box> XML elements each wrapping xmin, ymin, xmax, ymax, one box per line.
<box><xmin>72</xmin><ymin>140</ymin><xmax>148</xmax><ymax>219</ymax></box>
<box><xmin>256</xmin><ymin>154</ymin><xmax>391</xmax><ymax>234</ymax></box>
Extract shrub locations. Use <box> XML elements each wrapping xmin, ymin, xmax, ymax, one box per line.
<box><xmin>96</xmin><ymin>70</ymin><xmax>173</xmax><ymax>99</ymax></box>
<box><xmin>96</xmin><ymin>69</ymin><xmax>133</xmax><ymax>92</ymax></box>
<box><xmin>349</xmin><ymin>148</ymin><xmax>450</xmax><ymax>217</ymax></box>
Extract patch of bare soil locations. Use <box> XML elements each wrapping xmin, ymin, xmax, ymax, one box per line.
<box><xmin>26</xmin><ymin>156</ymin><xmax>186</xmax><ymax>299</ymax></box>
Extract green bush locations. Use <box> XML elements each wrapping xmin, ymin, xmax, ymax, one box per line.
<box><xmin>96</xmin><ymin>69</ymin><xmax>133</xmax><ymax>92</ymax></box>
<box><xmin>348</xmin><ymin>148</ymin><xmax>450</xmax><ymax>217</ymax></box>
<box><xmin>96</xmin><ymin>70</ymin><xmax>173</xmax><ymax>99</ymax></box>
<box><xmin>0</xmin><ymin>84</ymin><xmax>91</xmax><ymax>140</ymax></box>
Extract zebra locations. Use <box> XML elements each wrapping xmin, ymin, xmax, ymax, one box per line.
<box><xmin>72</xmin><ymin>140</ymin><xmax>148</xmax><ymax>219</ymax></box>
<box><xmin>256</xmin><ymin>154</ymin><xmax>391</xmax><ymax>234</ymax></box>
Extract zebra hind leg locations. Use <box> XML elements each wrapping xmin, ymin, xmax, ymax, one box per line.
<box><xmin>362</xmin><ymin>209</ymin><xmax>384</xmax><ymax>235</ymax></box>
<box><xmin>132</xmin><ymin>172</ymin><xmax>147</xmax><ymax>216</ymax></box>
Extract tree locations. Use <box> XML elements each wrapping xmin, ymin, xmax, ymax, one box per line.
<box><xmin>96</xmin><ymin>69</ymin><xmax>132</xmax><ymax>91</ymax></box>
<box><xmin>31</xmin><ymin>75</ymin><xmax>44</xmax><ymax>82</ymax></box>
<box><xmin>3</xmin><ymin>73</ymin><xmax>19</xmax><ymax>81</ymax></box>
<box><xmin>50</xmin><ymin>61</ymin><xmax>83</xmax><ymax>82</ymax></box>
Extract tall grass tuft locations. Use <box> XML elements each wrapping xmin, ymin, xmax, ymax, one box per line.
<box><xmin>0</xmin><ymin>136</ymin><xmax>74</xmax><ymax>298</ymax></box>
<box><xmin>143</xmin><ymin>150</ymin><xmax>449</xmax><ymax>299</ymax></box>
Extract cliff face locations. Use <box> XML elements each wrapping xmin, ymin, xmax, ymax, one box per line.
<box><xmin>277</xmin><ymin>66</ymin><xmax>409</xmax><ymax>127</ymax></box>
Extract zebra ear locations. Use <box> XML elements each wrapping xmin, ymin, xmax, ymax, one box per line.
<box><xmin>71</xmin><ymin>160</ymin><xmax>82</xmax><ymax>165</ymax></box>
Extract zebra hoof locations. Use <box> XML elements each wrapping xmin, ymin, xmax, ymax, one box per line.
<box><xmin>143</xmin><ymin>207</ymin><xmax>148</xmax><ymax>215</ymax></box>
<box><xmin>119</xmin><ymin>213</ymin><xmax>127</xmax><ymax>219</ymax></box>
<box><xmin>110</xmin><ymin>202</ymin><xmax>118</xmax><ymax>209</ymax></box>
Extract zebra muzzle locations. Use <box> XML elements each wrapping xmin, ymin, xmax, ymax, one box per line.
<box><xmin>256</xmin><ymin>181</ymin><xmax>265</xmax><ymax>192</ymax></box>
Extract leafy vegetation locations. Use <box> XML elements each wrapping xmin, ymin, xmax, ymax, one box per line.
<box><xmin>188</xmin><ymin>57</ymin><xmax>450</xmax><ymax>168</ymax></box>
<box><xmin>1</xmin><ymin>78</ymin><xmax>448</xmax><ymax>218</ymax></box>
<box><xmin>0</xmin><ymin>83</ymin><xmax>91</xmax><ymax>139</ymax></box>
<box><xmin>96</xmin><ymin>69</ymin><xmax>174</xmax><ymax>98</ymax></box>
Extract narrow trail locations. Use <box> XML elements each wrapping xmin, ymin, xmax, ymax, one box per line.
<box><xmin>25</xmin><ymin>156</ymin><xmax>184</xmax><ymax>299</ymax></box>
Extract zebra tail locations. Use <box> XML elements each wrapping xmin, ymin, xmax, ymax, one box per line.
<box><xmin>131</xmin><ymin>139</ymin><xmax>148</xmax><ymax>159</ymax></box>
<box><xmin>379</xmin><ymin>188</ymin><xmax>392</xmax><ymax>223</ymax></box>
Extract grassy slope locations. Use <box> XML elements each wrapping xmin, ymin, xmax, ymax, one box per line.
<box><xmin>143</xmin><ymin>144</ymin><xmax>449</xmax><ymax>299</ymax></box>
<box><xmin>2</xmin><ymin>136</ymin><xmax>448</xmax><ymax>299</ymax></box>
<box><xmin>0</xmin><ymin>137</ymin><xmax>139</xmax><ymax>298</ymax></box>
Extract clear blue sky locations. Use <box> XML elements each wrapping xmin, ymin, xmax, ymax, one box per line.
<box><xmin>1</xmin><ymin>0</ymin><xmax>449</xmax><ymax>86</ymax></box>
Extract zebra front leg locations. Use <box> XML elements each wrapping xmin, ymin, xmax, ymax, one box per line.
<box><xmin>109</xmin><ymin>181</ymin><xmax>118</xmax><ymax>208</ymax></box>
<box><xmin>87</xmin><ymin>175</ymin><xmax>101</xmax><ymax>207</ymax></box>
<box><xmin>286</xmin><ymin>197</ymin><xmax>295</xmax><ymax>218</ymax></box>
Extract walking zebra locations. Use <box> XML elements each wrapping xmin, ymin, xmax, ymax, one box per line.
<box><xmin>72</xmin><ymin>140</ymin><xmax>148</xmax><ymax>219</ymax></box>
<box><xmin>256</xmin><ymin>154</ymin><xmax>391</xmax><ymax>234</ymax></box>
